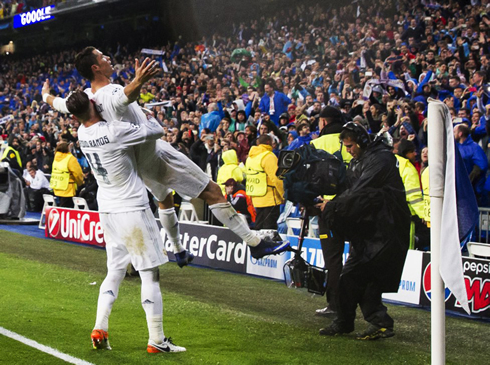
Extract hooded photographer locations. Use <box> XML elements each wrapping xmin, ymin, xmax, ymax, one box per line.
<box><xmin>320</xmin><ymin>122</ymin><xmax>410</xmax><ymax>340</ymax></box>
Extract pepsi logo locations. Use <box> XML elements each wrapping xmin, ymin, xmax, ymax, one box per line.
<box><xmin>48</xmin><ymin>208</ymin><xmax>60</xmax><ymax>237</ymax></box>
<box><xmin>422</xmin><ymin>263</ymin><xmax>452</xmax><ymax>302</ymax></box>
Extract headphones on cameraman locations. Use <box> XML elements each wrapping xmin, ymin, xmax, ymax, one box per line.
<box><xmin>342</xmin><ymin>121</ymin><xmax>370</xmax><ymax>149</ymax></box>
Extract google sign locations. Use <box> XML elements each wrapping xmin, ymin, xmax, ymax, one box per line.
<box><xmin>13</xmin><ymin>6</ymin><xmax>55</xmax><ymax>29</ymax></box>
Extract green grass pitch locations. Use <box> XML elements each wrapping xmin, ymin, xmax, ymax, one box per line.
<box><xmin>0</xmin><ymin>229</ymin><xmax>489</xmax><ymax>364</ymax></box>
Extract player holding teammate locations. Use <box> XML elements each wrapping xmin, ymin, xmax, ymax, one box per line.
<box><xmin>43</xmin><ymin>47</ymin><xmax>289</xmax><ymax>261</ymax></box>
<box><xmin>67</xmin><ymin>90</ymin><xmax>185</xmax><ymax>353</ymax></box>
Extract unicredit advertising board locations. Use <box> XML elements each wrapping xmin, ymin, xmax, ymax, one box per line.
<box><xmin>44</xmin><ymin>207</ymin><xmax>105</xmax><ymax>247</ymax></box>
<box><xmin>13</xmin><ymin>6</ymin><xmax>54</xmax><ymax>29</ymax></box>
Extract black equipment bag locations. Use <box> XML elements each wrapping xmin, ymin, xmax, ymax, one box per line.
<box><xmin>277</xmin><ymin>144</ymin><xmax>344</xmax><ymax>206</ymax></box>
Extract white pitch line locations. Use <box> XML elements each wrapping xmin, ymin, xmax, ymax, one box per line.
<box><xmin>0</xmin><ymin>326</ymin><xmax>95</xmax><ymax>365</ymax></box>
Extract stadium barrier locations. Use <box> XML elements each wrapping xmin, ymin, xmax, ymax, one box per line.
<box><xmin>43</xmin><ymin>207</ymin><xmax>490</xmax><ymax>319</ymax></box>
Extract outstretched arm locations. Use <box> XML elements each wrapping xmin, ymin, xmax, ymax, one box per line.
<box><xmin>123</xmin><ymin>57</ymin><xmax>160</xmax><ymax>103</ymax></box>
<box><xmin>42</xmin><ymin>79</ymin><xmax>70</xmax><ymax>113</ymax></box>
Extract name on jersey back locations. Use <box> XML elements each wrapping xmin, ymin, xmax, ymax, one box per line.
<box><xmin>79</xmin><ymin>136</ymin><xmax>110</xmax><ymax>148</ymax></box>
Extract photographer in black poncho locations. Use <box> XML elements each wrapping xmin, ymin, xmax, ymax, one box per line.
<box><xmin>319</xmin><ymin>122</ymin><xmax>410</xmax><ymax>340</ymax></box>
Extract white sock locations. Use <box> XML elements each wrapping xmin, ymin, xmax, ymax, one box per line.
<box><xmin>94</xmin><ymin>269</ymin><xmax>126</xmax><ymax>331</ymax></box>
<box><xmin>140</xmin><ymin>268</ymin><xmax>165</xmax><ymax>344</ymax></box>
<box><xmin>209</xmin><ymin>202</ymin><xmax>260</xmax><ymax>246</ymax></box>
<box><xmin>158</xmin><ymin>208</ymin><xmax>185</xmax><ymax>253</ymax></box>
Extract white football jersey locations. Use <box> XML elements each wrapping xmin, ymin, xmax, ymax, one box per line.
<box><xmin>78</xmin><ymin>118</ymin><xmax>163</xmax><ymax>213</ymax></box>
<box><xmin>53</xmin><ymin>83</ymin><xmax>209</xmax><ymax>201</ymax></box>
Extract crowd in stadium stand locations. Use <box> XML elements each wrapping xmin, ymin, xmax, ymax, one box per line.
<box><xmin>1</xmin><ymin>0</ymin><xmax>490</xmax><ymax>219</ymax></box>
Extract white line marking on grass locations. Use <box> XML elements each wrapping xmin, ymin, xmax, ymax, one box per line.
<box><xmin>0</xmin><ymin>326</ymin><xmax>95</xmax><ymax>365</ymax></box>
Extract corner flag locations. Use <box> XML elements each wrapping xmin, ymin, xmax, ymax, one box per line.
<box><xmin>430</xmin><ymin>98</ymin><xmax>476</xmax><ymax>315</ymax></box>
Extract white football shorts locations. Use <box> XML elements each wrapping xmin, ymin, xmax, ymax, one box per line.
<box><xmin>139</xmin><ymin>139</ymin><xmax>210</xmax><ymax>201</ymax></box>
<box><xmin>100</xmin><ymin>208</ymin><xmax>168</xmax><ymax>271</ymax></box>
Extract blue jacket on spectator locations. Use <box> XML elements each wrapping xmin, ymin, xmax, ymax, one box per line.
<box><xmin>457</xmin><ymin>135</ymin><xmax>488</xmax><ymax>195</ymax></box>
<box><xmin>199</xmin><ymin>101</ymin><xmax>225</xmax><ymax>134</ymax></box>
<box><xmin>259</xmin><ymin>91</ymin><xmax>291</xmax><ymax>126</ymax></box>
<box><xmin>286</xmin><ymin>134</ymin><xmax>313</xmax><ymax>150</ymax></box>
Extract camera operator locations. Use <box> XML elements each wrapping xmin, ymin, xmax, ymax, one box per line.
<box><xmin>319</xmin><ymin>122</ymin><xmax>410</xmax><ymax>340</ymax></box>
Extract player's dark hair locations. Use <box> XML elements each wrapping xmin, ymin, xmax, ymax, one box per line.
<box><xmin>66</xmin><ymin>91</ymin><xmax>91</xmax><ymax>122</ymax></box>
<box><xmin>75</xmin><ymin>46</ymin><xmax>98</xmax><ymax>81</ymax></box>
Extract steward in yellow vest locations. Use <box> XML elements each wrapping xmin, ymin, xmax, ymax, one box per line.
<box><xmin>1</xmin><ymin>136</ymin><xmax>23</xmax><ymax>173</ymax></box>
<box><xmin>310</xmin><ymin>106</ymin><xmax>350</xmax><ymax>315</ymax></box>
<box><xmin>216</xmin><ymin>149</ymin><xmax>244</xmax><ymax>194</ymax></box>
<box><xmin>245</xmin><ymin>134</ymin><xmax>284</xmax><ymax>229</ymax></box>
<box><xmin>421</xmin><ymin>166</ymin><xmax>430</xmax><ymax>226</ymax></box>
<box><xmin>395</xmin><ymin>155</ymin><xmax>424</xmax><ymax>218</ymax></box>
<box><xmin>51</xmin><ymin>142</ymin><xmax>84</xmax><ymax>207</ymax></box>
<box><xmin>394</xmin><ymin>139</ymin><xmax>430</xmax><ymax>250</ymax></box>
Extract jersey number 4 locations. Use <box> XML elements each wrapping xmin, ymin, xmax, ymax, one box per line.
<box><xmin>86</xmin><ymin>153</ymin><xmax>110</xmax><ymax>184</ymax></box>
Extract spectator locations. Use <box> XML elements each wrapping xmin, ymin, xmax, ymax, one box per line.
<box><xmin>454</xmin><ymin>124</ymin><xmax>488</xmax><ymax>205</ymax></box>
<box><xmin>216</xmin><ymin>149</ymin><xmax>244</xmax><ymax>194</ymax></box>
<box><xmin>23</xmin><ymin>166</ymin><xmax>51</xmax><ymax>212</ymax></box>
<box><xmin>286</xmin><ymin>120</ymin><xmax>313</xmax><ymax>150</ymax></box>
<box><xmin>259</xmin><ymin>82</ymin><xmax>291</xmax><ymax>126</ymax></box>
<box><xmin>224</xmin><ymin>178</ymin><xmax>256</xmax><ymax>227</ymax></box>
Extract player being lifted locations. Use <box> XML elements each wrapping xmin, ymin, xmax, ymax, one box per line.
<box><xmin>43</xmin><ymin>47</ymin><xmax>290</xmax><ymax>262</ymax></box>
<box><xmin>67</xmin><ymin>90</ymin><xmax>185</xmax><ymax>353</ymax></box>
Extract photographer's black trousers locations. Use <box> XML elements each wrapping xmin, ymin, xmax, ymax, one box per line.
<box><xmin>254</xmin><ymin>205</ymin><xmax>280</xmax><ymax>230</ymax></box>
<box><xmin>335</xmin><ymin>263</ymin><xmax>394</xmax><ymax>331</ymax></box>
<box><xmin>318</xmin><ymin>219</ymin><xmax>344</xmax><ymax>312</ymax></box>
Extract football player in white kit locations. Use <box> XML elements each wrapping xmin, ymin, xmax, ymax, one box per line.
<box><xmin>67</xmin><ymin>90</ymin><xmax>185</xmax><ymax>353</ymax></box>
<box><xmin>43</xmin><ymin>47</ymin><xmax>290</xmax><ymax>260</ymax></box>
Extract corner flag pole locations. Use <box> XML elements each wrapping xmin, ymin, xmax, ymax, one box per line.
<box><xmin>427</xmin><ymin>101</ymin><xmax>446</xmax><ymax>365</ymax></box>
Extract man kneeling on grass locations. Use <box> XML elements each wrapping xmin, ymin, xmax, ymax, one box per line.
<box><xmin>67</xmin><ymin>90</ymin><xmax>185</xmax><ymax>353</ymax></box>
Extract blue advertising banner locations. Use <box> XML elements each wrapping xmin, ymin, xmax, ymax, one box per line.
<box><xmin>13</xmin><ymin>6</ymin><xmax>54</xmax><ymax>29</ymax></box>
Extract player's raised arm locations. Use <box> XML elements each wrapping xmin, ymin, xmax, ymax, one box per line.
<box><xmin>42</xmin><ymin>79</ymin><xmax>70</xmax><ymax>113</ymax></box>
<box><xmin>112</xmin><ymin>117</ymin><xmax>164</xmax><ymax>147</ymax></box>
<box><xmin>124</xmin><ymin>57</ymin><xmax>160</xmax><ymax>104</ymax></box>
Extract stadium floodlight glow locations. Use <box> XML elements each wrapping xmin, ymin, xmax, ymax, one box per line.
<box><xmin>13</xmin><ymin>6</ymin><xmax>55</xmax><ymax>29</ymax></box>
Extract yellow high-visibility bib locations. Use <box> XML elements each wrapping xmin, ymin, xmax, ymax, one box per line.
<box><xmin>245</xmin><ymin>151</ymin><xmax>271</xmax><ymax>197</ymax></box>
<box><xmin>50</xmin><ymin>154</ymin><xmax>71</xmax><ymax>191</ymax></box>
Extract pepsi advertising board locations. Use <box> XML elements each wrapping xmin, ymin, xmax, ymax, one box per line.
<box><xmin>420</xmin><ymin>252</ymin><xmax>490</xmax><ymax>318</ymax></box>
<box><xmin>13</xmin><ymin>6</ymin><xmax>54</xmax><ymax>29</ymax></box>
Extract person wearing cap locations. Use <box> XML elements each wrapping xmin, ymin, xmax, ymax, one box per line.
<box><xmin>216</xmin><ymin>149</ymin><xmax>244</xmax><ymax>194</ymax></box>
<box><xmin>224</xmin><ymin>178</ymin><xmax>256</xmax><ymax>226</ymax></box>
<box><xmin>311</xmin><ymin>106</ymin><xmax>351</xmax><ymax>317</ymax></box>
<box><xmin>232</xmin><ymin>130</ymin><xmax>250</xmax><ymax>163</ymax></box>
<box><xmin>286</xmin><ymin>121</ymin><xmax>313</xmax><ymax>150</ymax></box>
<box><xmin>320</xmin><ymin>122</ymin><xmax>410</xmax><ymax>339</ymax></box>
<box><xmin>1</xmin><ymin>135</ymin><xmax>23</xmax><ymax>176</ymax></box>
<box><xmin>245</xmin><ymin>134</ymin><xmax>284</xmax><ymax>230</ymax></box>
